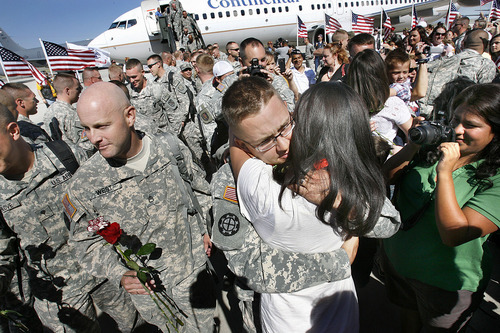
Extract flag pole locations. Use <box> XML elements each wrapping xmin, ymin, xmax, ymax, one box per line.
<box><xmin>446</xmin><ymin>0</ymin><xmax>452</xmax><ymax>29</ymax></box>
<box><xmin>297</xmin><ymin>16</ymin><xmax>299</xmax><ymax>47</ymax></box>
<box><xmin>0</xmin><ymin>57</ymin><xmax>10</xmax><ymax>83</ymax></box>
<box><xmin>380</xmin><ymin>7</ymin><xmax>384</xmax><ymax>49</ymax></box>
<box><xmin>39</xmin><ymin>39</ymin><xmax>53</xmax><ymax>77</ymax></box>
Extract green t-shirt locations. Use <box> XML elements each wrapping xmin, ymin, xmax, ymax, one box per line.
<box><xmin>384</xmin><ymin>160</ymin><xmax>500</xmax><ymax>292</ymax></box>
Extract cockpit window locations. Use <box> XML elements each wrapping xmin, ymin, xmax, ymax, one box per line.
<box><xmin>127</xmin><ymin>19</ymin><xmax>137</xmax><ymax>28</ymax></box>
<box><xmin>108</xmin><ymin>22</ymin><xmax>119</xmax><ymax>29</ymax></box>
<box><xmin>117</xmin><ymin>21</ymin><xmax>127</xmax><ymax>29</ymax></box>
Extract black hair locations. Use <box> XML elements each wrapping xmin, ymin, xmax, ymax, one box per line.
<box><xmin>274</xmin><ymin>82</ymin><xmax>386</xmax><ymax>236</ymax></box>
<box><xmin>346</xmin><ymin>49</ymin><xmax>389</xmax><ymax>114</ymax></box>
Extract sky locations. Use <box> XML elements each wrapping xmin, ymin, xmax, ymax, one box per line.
<box><xmin>0</xmin><ymin>0</ymin><xmax>490</xmax><ymax>50</ymax></box>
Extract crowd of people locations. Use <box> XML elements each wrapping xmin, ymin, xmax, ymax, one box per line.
<box><xmin>0</xmin><ymin>8</ymin><xmax>499</xmax><ymax>333</ymax></box>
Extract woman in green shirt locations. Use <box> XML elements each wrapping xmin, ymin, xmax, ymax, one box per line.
<box><xmin>383</xmin><ymin>83</ymin><xmax>500</xmax><ymax>332</ymax></box>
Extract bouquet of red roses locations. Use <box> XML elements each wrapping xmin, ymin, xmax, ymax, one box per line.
<box><xmin>87</xmin><ymin>217</ymin><xmax>183</xmax><ymax>332</ymax></box>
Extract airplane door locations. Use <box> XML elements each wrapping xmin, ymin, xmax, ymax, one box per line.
<box><xmin>141</xmin><ymin>0</ymin><xmax>160</xmax><ymax>36</ymax></box>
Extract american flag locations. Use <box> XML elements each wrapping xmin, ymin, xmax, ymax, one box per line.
<box><xmin>0</xmin><ymin>47</ymin><xmax>46</xmax><ymax>85</ymax></box>
<box><xmin>411</xmin><ymin>3</ymin><xmax>419</xmax><ymax>28</ymax></box>
<box><xmin>352</xmin><ymin>12</ymin><xmax>374</xmax><ymax>34</ymax></box>
<box><xmin>325</xmin><ymin>13</ymin><xmax>342</xmax><ymax>34</ymax></box>
<box><xmin>490</xmin><ymin>0</ymin><xmax>500</xmax><ymax>21</ymax></box>
<box><xmin>41</xmin><ymin>40</ymin><xmax>95</xmax><ymax>71</ymax></box>
<box><xmin>297</xmin><ymin>16</ymin><xmax>308</xmax><ymax>38</ymax></box>
<box><xmin>0</xmin><ymin>79</ymin><xmax>4</xmax><ymax>88</ymax></box>
<box><xmin>382</xmin><ymin>9</ymin><xmax>393</xmax><ymax>41</ymax></box>
<box><xmin>446</xmin><ymin>3</ymin><xmax>460</xmax><ymax>30</ymax></box>
<box><xmin>480</xmin><ymin>0</ymin><xmax>493</xmax><ymax>6</ymax></box>
<box><xmin>495</xmin><ymin>57</ymin><xmax>500</xmax><ymax>71</ymax></box>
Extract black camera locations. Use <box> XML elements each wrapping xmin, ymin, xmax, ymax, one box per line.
<box><xmin>244</xmin><ymin>58</ymin><xmax>266</xmax><ymax>78</ymax></box>
<box><xmin>409</xmin><ymin>112</ymin><xmax>455</xmax><ymax>146</ymax></box>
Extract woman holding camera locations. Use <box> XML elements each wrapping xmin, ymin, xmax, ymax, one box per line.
<box><xmin>383</xmin><ymin>83</ymin><xmax>500</xmax><ymax>332</ymax></box>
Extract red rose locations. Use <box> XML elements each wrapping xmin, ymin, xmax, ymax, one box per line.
<box><xmin>97</xmin><ymin>222</ymin><xmax>122</xmax><ymax>244</ymax></box>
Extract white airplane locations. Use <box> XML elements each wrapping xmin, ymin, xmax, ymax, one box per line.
<box><xmin>89</xmin><ymin>0</ymin><xmax>475</xmax><ymax>62</ymax></box>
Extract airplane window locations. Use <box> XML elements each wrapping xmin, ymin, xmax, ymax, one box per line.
<box><xmin>317</xmin><ymin>4</ymin><xmax>321</xmax><ymax>9</ymax></box>
<box><xmin>241</xmin><ymin>10</ymin><xmax>245</xmax><ymax>16</ymax></box>
<box><xmin>311</xmin><ymin>5</ymin><xmax>314</xmax><ymax>10</ymax></box>
<box><xmin>117</xmin><ymin>21</ymin><xmax>126</xmax><ymax>29</ymax></box>
<box><xmin>285</xmin><ymin>6</ymin><xmax>289</xmax><ymax>12</ymax></box>
<box><xmin>328</xmin><ymin>3</ymin><xmax>332</xmax><ymax>8</ymax></box>
<box><xmin>351</xmin><ymin>2</ymin><xmax>354</xmax><ymax>7</ymax></box>
<box><xmin>390</xmin><ymin>0</ymin><xmax>393</xmax><ymax>3</ymax></box>
<box><xmin>278</xmin><ymin>7</ymin><xmax>282</xmax><ymax>12</ymax></box>
<box><xmin>127</xmin><ymin>19</ymin><xmax>137</xmax><ymax>28</ymax></box>
<box><xmin>299</xmin><ymin>5</ymin><xmax>302</xmax><ymax>10</ymax></box>
<box><xmin>211</xmin><ymin>12</ymin><xmax>215</xmax><ymax>19</ymax></box>
<box><xmin>226</xmin><ymin>11</ymin><xmax>230</xmax><ymax>17</ymax></box>
<box><xmin>256</xmin><ymin>8</ymin><xmax>260</xmax><ymax>14</ymax></box>
<box><xmin>203</xmin><ymin>13</ymin><xmax>207</xmax><ymax>20</ymax></box>
<box><xmin>108</xmin><ymin>22</ymin><xmax>118</xmax><ymax>29</ymax></box>
<box><xmin>356</xmin><ymin>1</ymin><xmax>359</xmax><ymax>6</ymax></box>
<box><xmin>218</xmin><ymin>12</ymin><xmax>223</xmax><ymax>18</ymax></box>
<box><xmin>195</xmin><ymin>14</ymin><xmax>199</xmax><ymax>20</ymax></box>
<box><xmin>322</xmin><ymin>4</ymin><xmax>326</xmax><ymax>9</ymax></box>
<box><xmin>272</xmin><ymin>7</ymin><xmax>276</xmax><ymax>13</ymax></box>
<box><xmin>264</xmin><ymin>8</ymin><xmax>268</xmax><ymax>14</ymax></box>
<box><xmin>371</xmin><ymin>0</ymin><xmax>374</xmax><ymax>4</ymax></box>
<box><xmin>345</xmin><ymin>2</ymin><xmax>349</xmax><ymax>7</ymax></box>
<box><xmin>234</xmin><ymin>10</ymin><xmax>238</xmax><ymax>16</ymax></box>
<box><xmin>339</xmin><ymin>2</ymin><xmax>342</xmax><ymax>7</ymax></box>
<box><xmin>249</xmin><ymin>9</ymin><xmax>253</xmax><ymax>15</ymax></box>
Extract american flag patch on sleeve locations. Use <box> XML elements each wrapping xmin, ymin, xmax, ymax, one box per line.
<box><xmin>223</xmin><ymin>186</ymin><xmax>238</xmax><ymax>204</ymax></box>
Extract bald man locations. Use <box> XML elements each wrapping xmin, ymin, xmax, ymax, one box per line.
<box><xmin>64</xmin><ymin>82</ymin><xmax>215</xmax><ymax>332</ymax></box>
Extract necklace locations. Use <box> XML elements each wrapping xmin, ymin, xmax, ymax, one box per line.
<box><xmin>326</xmin><ymin>68</ymin><xmax>334</xmax><ymax>79</ymax></box>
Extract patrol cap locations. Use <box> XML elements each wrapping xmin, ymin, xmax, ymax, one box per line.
<box><xmin>180</xmin><ymin>62</ymin><xmax>193</xmax><ymax>71</ymax></box>
<box><xmin>213</xmin><ymin>61</ymin><xmax>234</xmax><ymax>77</ymax></box>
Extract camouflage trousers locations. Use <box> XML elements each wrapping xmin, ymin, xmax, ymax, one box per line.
<box><xmin>131</xmin><ymin>264</ymin><xmax>216</xmax><ymax>333</ymax></box>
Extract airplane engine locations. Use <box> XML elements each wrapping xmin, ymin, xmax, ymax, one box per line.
<box><xmin>456</xmin><ymin>0</ymin><xmax>480</xmax><ymax>6</ymax></box>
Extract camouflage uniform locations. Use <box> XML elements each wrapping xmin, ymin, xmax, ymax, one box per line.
<box><xmin>0</xmin><ymin>144</ymin><xmax>101</xmax><ymax>332</ymax></box>
<box><xmin>419</xmin><ymin>48</ymin><xmax>498</xmax><ymax>118</ymax></box>
<box><xmin>64</xmin><ymin>132</ymin><xmax>215</xmax><ymax>333</ymax></box>
<box><xmin>227</xmin><ymin>59</ymin><xmax>242</xmax><ymax>73</ymax></box>
<box><xmin>183</xmin><ymin>77</ymin><xmax>198</xmax><ymax>97</ymax></box>
<box><xmin>128</xmin><ymin>78</ymin><xmax>185</xmax><ymax>134</ymax></box>
<box><xmin>304</xmin><ymin>42</ymin><xmax>315</xmax><ymax>71</ymax></box>
<box><xmin>271</xmin><ymin>74</ymin><xmax>295</xmax><ymax>113</ymax></box>
<box><xmin>180</xmin><ymin>15</ymin><xmax>197</xmax><ymax>35</ymax></box>
<box><xmin>168</xmin><ymin>6</ymin><xmax>182</xmax><ymax>39</ymax></box>
<box><xmin>17</xmin><ymin>114</ymin><xmax>51</xmax><ymax>144</ymax></box>
<box><xmin>195</xmin><ymin>80</ymin><xmax>219</xmax><ymax>156</ymax></box>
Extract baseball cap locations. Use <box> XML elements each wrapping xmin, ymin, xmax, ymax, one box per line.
<box><xmin>213</xmin><ymin>61</ymin><xmax>234</xmax><ymax>77</ymax></box>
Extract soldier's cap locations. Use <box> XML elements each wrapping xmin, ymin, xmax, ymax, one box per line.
<box><xmin>180</xmin><ymin>62</ymin><xmax>193</xmax><ymax>71</ymax></box>
<box><xmin>213</xmin><ymin>61</ymin><xmax>234</xmax><ymax>77</ymax></box>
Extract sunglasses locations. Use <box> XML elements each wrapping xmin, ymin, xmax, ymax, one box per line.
<box><xmin>434</xmin><ymin>32</ymin><xmax>446</xmax><ymax>37</ymax></box>
<box><xmin>147</xmin><ymin>61</ymin><xmax>160</xmax><ymax>69</ymax></box>
<box><xmin>409</xmin><ymin>67</ymin><xmax>418</xmax><ymax>73</ymax></box>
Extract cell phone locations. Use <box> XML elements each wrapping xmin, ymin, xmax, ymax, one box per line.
<box><xmin>278</xmin><ymin>58</ymin><xmax>286</xmax><ymax>73</ymax></box>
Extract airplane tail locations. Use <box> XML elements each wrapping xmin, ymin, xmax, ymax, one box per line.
<box><xmin>0</xmin><ymin>27</ymin><xmax>27</xmax><ymax>52</ymax></box>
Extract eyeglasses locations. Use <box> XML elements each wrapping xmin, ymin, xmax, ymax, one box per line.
<box><xmin>245</xmin><ymin>115</ymin><xmax>295</xmax><ymax>152</ymax></box>
<box><xmin>409</xmin><ymin>67</ymin><xmax>418</xmax><ymax>73</ymax></box>
<box><xmin>147</xmin><ymin>61</ymin><xmax>160</xmax><ymax>69</ymax></box>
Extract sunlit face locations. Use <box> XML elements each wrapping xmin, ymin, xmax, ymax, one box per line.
<box><xmin>78</xmin><ymin>104</ymin><xmax>135</xmax><ymax>160</ymax></box>
<box><xmin>409</xmin><ymin>31</ymin><xmax>421</xmax><ymax>46</ymax></box>
<box><xmin>322</xmin><ymin>49</ymin><xmax>337</xmax><ymax>67</ymax></box>
<box><xmin>181</xmin><ymin>68</ymin><xmax>192</xmax><ymax>79</ymax></box>
<box><xmin>491</xmin><ymin>36</ymin><xmax>500</xmax><ymax>55</ymax></box>
<box><xmin>242</xmin><ymin>44</ymin><xmax>267</xmax><ymax>67</ymax></box>
<box><xmin>126</xmin><ymin>65</ymin><xmax>146</xmax><ymax>91</ymax></box>
<box><xmin>22</xmin><ymin>90</ymin><xmax>38</xmax><ymax>115</ymax></box>
<box><xmin>146</xmin><ymin>59</ymin><xmax>162</xmax><ymax>77</ymax></box>
<box><xmin>388</xmin><ymin>61</ymin><xmax>410</xmax><ymax>84</ymax></box>
<box><xmin>452</xmin><ymin>105</ymin><xmax>495</xmax><ymax>159</ymax></box>
<box><xmin>234</xmin><ymin>95</ymin><xmax>291</xmax><ymax>165</ymax></box>
<box><xmin>432</xmin><ymin>28</ymin><xmax>446</xmax><ymax>46</ymax></box>
<box><xmin>227</xmin><ymin>43</ymin><xmax>240</xmax><ymax>58</ymax></box>
<box><xmin>292</xmin><ymin>54</ymin><xmax>303</xmax><ymax>70</ymax></box>
<box><xmin>445</xmin><ymin>30</ymin><xmax>454</xmax><ymax>40</ymax></box>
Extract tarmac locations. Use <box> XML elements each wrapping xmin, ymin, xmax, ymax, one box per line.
<box><xmin>2</xmin><ymin>71</ymin><xmax>500</xmax><ymax>332</ymax></box>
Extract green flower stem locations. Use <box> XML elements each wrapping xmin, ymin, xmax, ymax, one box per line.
<box><xmin>114</xmin><ymin>244</ymin><xmax>182</xmax><ymax>332</ymax></box>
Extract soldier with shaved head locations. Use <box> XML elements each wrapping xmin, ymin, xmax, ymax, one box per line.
<box><xmin>64</xmin><ymin>82</ymin><xmax>215</xmax><ymax>332</ymax></box>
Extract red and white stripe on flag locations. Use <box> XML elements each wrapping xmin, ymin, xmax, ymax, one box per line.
<box><xmin>382</xmin><ymin>10</ymin><xmax>392</xmax><ymax>40</ymax></box>
<box><xmin>0</xmin><ymin>47</ymin><xmax>46</xmax><ymax>85</ymax></box>
<box><xmin>297</xmin><ymin>16</ymin><xmax>308</xmax><ymax>38</ymax></box>
<box><xmin>325</xmin><ymin>13</ymin><xmax>342</xmax><ymax>34</ymax></box>
<box><xmin>352</xmin><ymin>12</ymin><xmax>374</xmax><ymax>34</ymax></box>
<box><xmin>411</xmin><ymin>5</ymin><xmax>418</xmax><ymax>28</ymax></box>
<box><xmin>491</xmin><ymin>0</ymin><xmax>500</xmax><ymax>21</ymax></box>
<box><xmin>42</xmin><ymin>40</ymin><xmax>95</xmax><ymax>71</ymax></box>
<box><xmin>446</xmin><ymin>3</ymin><xmax>460</xmax><ymax>30</ymax></box>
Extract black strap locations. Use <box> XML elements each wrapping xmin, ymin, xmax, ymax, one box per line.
<box><xmin>167</xmin><ymin>71</ymin><xmax>175</xmax><ymax>92</ymax></box>
<box><xmin>45</xmin><ymin>140</ymin><xmax>79</xmax><ymax>174</ymax></box>
<box><xmin>49</xmin><ymin>117</ymin><xmax>63</xmax><ymax>141</ymax></box>
<box><xmin>17</xmin><ymin>120</ymin><xmax>51</xmax><ymax>142</ymax></box>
